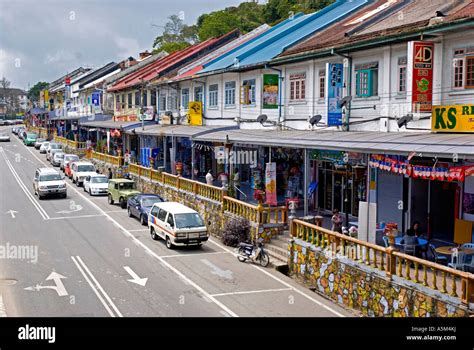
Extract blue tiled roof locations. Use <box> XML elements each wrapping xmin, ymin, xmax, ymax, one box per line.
<box><xmin>200</xmin><ymin>0</ymin><xmax>369</xmax><ymax>73</ymax></box>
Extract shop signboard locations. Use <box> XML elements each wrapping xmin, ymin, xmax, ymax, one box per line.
<box><xmin>326</xmin><ymin>63</ymin><xmax>344</xmax><ymax>126</ymax></box>
<box><xmin>409</xmin><ymin>41</ymin><xmax>434</xmax><ymax>113</ymax></box>
<box><xmin>262</xmin><ymin>74</ymin><xmax>279</xmax><ymax>109</ymax></box>
<box><xmin>431</xmin><ymin>104</ymin><xmax>474</xmax><ymax>133</ymax></box>
<box><xmin>188</xmin><ymin>101</ymin><xmax>202</xmax><ymax>125</ymax></box>
<box><xmin>310</xmin><ymin>150</ymin><xmax>344</xmax><ymax>163</ymax></box>
<box><xmin>139</xmin><ymin>106</ymin><xmax>154</xmax><ymax>121</ymax></box>
<box><xmin>265</xmin><ymin>162</ymin><xmax>277</xmax><ymax>206</ymax></box>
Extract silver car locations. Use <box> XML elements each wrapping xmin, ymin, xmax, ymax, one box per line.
<box><xmin>0</xmin><ymin>133</ymin><xmax>10</xmax><ymax>142</ymax></box>
<box><xmin>33</xmin><ymin>167</ymin><xmax>67</xmax><ymax>200</ymax></box>
<box><xmin>60</xmin><ymin>154</ymin><xmax>80</xmax><ymax>171</ymax></box>
<box><xmin>51</xmin><ymin>152</ymin><xmax>65</xmax><ymax>167</ymax></box>
<box><xmin>39</xmin><ymin>142</ymin><xmax>50</xmax><ymax>153</ymax></box>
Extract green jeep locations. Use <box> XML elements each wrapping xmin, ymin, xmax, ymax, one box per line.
<box><xmin>107</xmin><ymin>178</ymin><xmax>141</xmax><ymax>209</ymax></box>
<box><xmin>24</xmin><ymin>133</ymin><xmax>37</xmax><ymax>146</ymax></box>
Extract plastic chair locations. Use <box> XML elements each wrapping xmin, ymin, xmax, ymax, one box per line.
<box><xmin>462</xmin><ymin>257</ymin><xmax>474</xmax><ymax>273</ymax></box>
<box><xmin>428</xmin><ymin>244</ymin><xmax>448</xmax><ymax>265</ymax></box>
<box><xmin>448</xmin><ymin>250</ymin><xmax>466</xmax><ymax>270</ymax></box>
<box><xmin>382</xmin><ymin>236</ymin><xmax>389</xmax><ymax>248</ymax></box>
<box><xmin>403</xmin><ymin>244</ymin><xmax>417</xmax><ymax>256</ymax></box>
<box><xmin>461</xmin><ymin>243</ymin><xmax>474</xmax><ymax>249</ymax></box>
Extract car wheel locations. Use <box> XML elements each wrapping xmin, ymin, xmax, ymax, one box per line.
<box><xmin>62</xmin><ymin>193</ymin><xmax>67</xmax><ymax>199</ymax></box>
<box><xmin>76</xmin><ymin>179</ymin><xmax>80</xmax><ymax>187</ymax></box>
<box><xmin>140</xmin><ymin>214</ymin><xmax>146</xmax><ymax>226</ymax></box>
<box><xmin>127</xmin><ymin>207</ymin><xmax>133</xmax><ymax>217</ymax></box>
<box><xmin>89</xmin><ymin>189</ymin><xmax>92</xmax><ymax>196</ymax></box>
<box><xmin>83</xmin><ymin>185</ymin><xmax>86</xmax><ymax>192</ymax></box>
<box><xmin>150</xmin><ymin>227</ymin><xmax>158</xmax><ymax>241</ymax></box>
<box><xmin>120</xmin><ymin>197</ymin><xmax>127</xmax><ymax>209</ymax></box>
<box><xmin>108</xmin><ymin>194</ymin><xmax>114</xmax><ymax>205</ymax></box>
<box><xmin>38</xmin><ymin>194</ymin><xmax>44</xmax><ymax>200</ymax></box>
<box><xmin>165</xmin><ymin>236</ymin><xmax>174</xmax><ymax>249</ymax></box>
<box><xmin>72</xmin><ymin>177</ymin><xmax>75</xmax><ymax>184</ymax></box>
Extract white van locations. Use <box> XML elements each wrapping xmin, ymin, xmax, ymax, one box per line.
<box><xmin>148</xmin><ymin>202</ymin><xmax>208</xmax><ymax>249</ymax></box>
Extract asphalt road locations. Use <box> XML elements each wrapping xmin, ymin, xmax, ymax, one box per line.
<box><xmin>0</xmin><ymin>126</ymin><xmax>352</xmax><ymax>317</ymax></box>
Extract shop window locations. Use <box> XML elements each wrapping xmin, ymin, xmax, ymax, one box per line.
<box><xmin>241</xmin><ymin>79</ymin><xmax>256</xmax><ymax>105</ymax></box>
<box><xmin>115</xmin><ymin>95</ymin><xmax>120</xmax><ymax>111</ymax></box>
<box><xmin>181</xmin><ymin>88</ymin><xmax>189</xmax><ymax>110</ymax></box>
<box><xmin>289</xmin><ymin>73</ymin><xmax>306</xmax><ymax>101</ymax></box>
<box><xmin>134</xmin><ymin>91</ymin><xmax>140</xmax><ymax>107</ymax></box>
<box><xmin>355</xmin><ymin>65</ymin><xmax>378</xmax><ymax>97</ymax></box>
<box><xmin>225</xmin><ymin>81</ymin><xmax>236</xmax><ymax>106</ymax></box>
<box><xmin>209</xmin><ymin>84</ymin><xmax>218</xmax><ymax>108</ymax></box>
<box><xmin>467</xmin><ymin>56</ymin><xmax>474</xmax><ymax>88</ymax></box>
<box><xmin>142</xmin><ymin>90</ymin><xmax>148</xmax><ymax>107</ymax></box>
<box><xmin>168</xmin><ymin>92</ymin><xmax>177</xmax><ymax>111</ymax></box>
<box><xmin>398</xmin><ymin>56</ymin><xmax>407</xmax><ymax>94</ymax></box>
<box><xmin>194</xmin><ymin>86</ymin><xmax>203</xmax><ymax>103</ymax></box>
<box><xmin>159</xmin><ymin>94</ymin><xmax>166</xmax><ymax>112</ymax></box>
<box><xmin>319</xmin><ymin>71</ymin><xmax>325</xmax><ymax>99</ymax></box>
<box><xmin>452</xmin><ymin>48</ymin><xmax>474</xmax><ymax>89</ymax></box>
<box><xmin>127</xmin><ymin>93</ymin><xmax>133</xmax><ymax>108</ymax></box>
<box><xmin>150</xmin><ymin>90</ymin><xmax>156</xmax><ymax>108</ymax></box>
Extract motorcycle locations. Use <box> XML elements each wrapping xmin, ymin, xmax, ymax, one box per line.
<box><xmin>236</xmin><ymin>238</ymin><xmax>270</xmax><ymax>267</ymax></box>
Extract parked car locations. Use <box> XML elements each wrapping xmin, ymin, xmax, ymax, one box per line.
<box><xmin>23</xmin><ymin>133</ymin><xmax>37</xmax><ymax>146</ymax></box>
<box><xmin>51</xmin><ymin>152</ymin><xmax>65</xmax><ymax>167</ymax></box>
<box><xmin>18</xmin><ymin>129</ymin><xmax>26</xmax><ymax>140</ymax></box>
<box><xmin>48</xmin><ymin>148</ymin><xmax>63</xmax><ymax>163</ymax></box>
<box><xmin>148</xmin><ymin>202</ymin><xmax>208</xmax><ymax>249</ymax></box>
<box><xmin>127</xmin><ymin>194</ymin><xmax>165</xmax><ymax>225</ymax></box>
<box><xmin>12</xmin><ymin>126</ymin><xmax>18</xmax><ymax>134</ymax></box>
<box><xmin>107</xmin><ymin>178</ymin><xmax>140</xmax><ymax>209</ymax></box>
<box><xmin>70</xmin><ymin>161</ymin><xmax>96</xmax><ymax>186</ymax></box>
<box><xmin>33</xmin><ymin>167</ymin><xmax>67</xmax><ymax>200</ymax></box>
<box><xmin>46</xmin><ymin>143</ymin><xmax>62</xmax><ymax>161</ymax></box>
<box><xmin>16</xmin><ymin>127</ymin><xmax>25</xmax><ymax>136</ymax></box>
<box><xmin>39</xmin><ymin>141</ymin><xmax>50</xmax><ymax>154</ymax></box>
<box><xmin>0</xmin><ymin>120</ymin><xmax>5</xmax><ymax>126</ymax></box>
<box><xmin>34</xmin><ymin>138</ymin><xmax>47</xmax><ymax>149</ymax></box>
<box><xmin>83</xmin><ymin>174</ymin><xmax>108</xmax><ymax>196</ymax></box>
<box><xmin>60</xmin><ymin>154</ymin><xmax>80</xmax><ymax>171</ymax></box>
<box><xmin>0</xmin><ymin>133</ymin><xmax>10</xmax><ymax>142</ymax></box>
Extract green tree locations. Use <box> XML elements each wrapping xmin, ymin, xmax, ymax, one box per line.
<box><xmin>152</xmin><ymin>15</ymin><xmax>198</xmax><ymax>54</ymax></box>
<box><xmin>198</xmin><ymin>10</ymin><xmax>241</xmax><ymax>41</ymax></box>
<box><xmin>27</xmin><ymin>81</ymin><xmax>49</xmax><ymax>103</ymax></box>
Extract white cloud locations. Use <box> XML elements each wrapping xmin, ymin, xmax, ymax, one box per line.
<box><xmin>44</xmin><ymin>50</ymin><xmax>77</xmax><ymax>64</ymax></box>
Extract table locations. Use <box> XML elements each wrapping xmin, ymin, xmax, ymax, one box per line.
<box><xmin>435</xmin><ymin>246</ymin><xmax>474</xmax><ymax>255</ymax></box>
<box><xmin>395</xmin><ymin>237</ymin><xmax>428</xmax><ymax>247</ymax></box>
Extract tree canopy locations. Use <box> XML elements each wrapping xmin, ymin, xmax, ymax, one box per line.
<box><xmin>152</xmin><ymin>15</ymin><xmax>198</xmax><ymax>54</ymax></box>
<box><xmin>27</xmin><ymin>81</ymin><xmax>49</xmax><ymax>103</ymax></box>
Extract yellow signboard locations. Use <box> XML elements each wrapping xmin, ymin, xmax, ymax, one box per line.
<box><xmin>188</xmin><ymin>101</ymin><xmax>202</xmax><ymax>126</ymax></box>
<box><xmin>432</xmin><ymin>104</ymin><xmax>474</xmax><ymax>132</ymax></box>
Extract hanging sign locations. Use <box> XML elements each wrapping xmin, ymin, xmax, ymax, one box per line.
<box><xmin>188</xmin><ymin>101</ymin><xmax>202</xmax><ymax>125</ymax></box>
<box><xmin>326</xmin><ymin>63</ymin><xmax>344</xmax><ymax>126</ymax></box>
<box><xmin>265</xmin><ymin>162</ymin><xmax>277</xmax><ymax>206</ymax></box>
<box><xmin>409</xmin><ymin>41</ymin><xmax>434</xmax><ymax>113</ymax></box>
<box><xmin>262</xmin><ymin>74</ymin><xmax>279</xmax><ymax>109</ymax></box>
<box><xmin>431</xmin><ymin>104</ymin><xmax>474</xmax><ymax>132</ymax></box>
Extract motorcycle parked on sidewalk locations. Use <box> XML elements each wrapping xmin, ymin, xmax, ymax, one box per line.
<box><xmin>236</xmin><ymin>238</ymin><xmax>270</xmax><ymax>267</ymax></box>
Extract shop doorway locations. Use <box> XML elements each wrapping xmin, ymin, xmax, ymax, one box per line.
<box><xmin>429</xmin><ymin>181</ymin><xmax>456</xmax><ymax>241</ymax></box>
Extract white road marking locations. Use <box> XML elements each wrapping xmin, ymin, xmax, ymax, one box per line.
<box><xmin>127</xmin><ymin>229</ymin><xmax>149</xmax><ymax>232</ymax></box>
<box><xmin>201</xmin><ymin>259</ymin><xmax>233</xmax><ymax>280</ymax></box>
<box><xmin>208</xmin><ymin>238</ymin><xmax>347</xmax><ymax>317</ymax></box>
<box><xmin>48</xmin><ymin>214</ymin><xmax>105</xmax><ymax>220</ymax></box>
<box><xmin>123</xmin><ymin>266</ymin><xmax>148</xmax><ymax>287</ymax></box>
<box><xmin>210</xmin><ymin>288</ymin><xmax>292</xmax><ymax>297</ymax></box>
<box><xmin>71</xmin><ymin>256</ymin><xmax>123</xmax><ymax>317</ymax></box>
<box><xmin>104</xmin><ymin>210</ymin><xmax>127</xmax><ymax>213</ymax></box>
<box><xmin>160</xmin><ymin>251</ymin><xmax>228</xmax><ymax>259</ymax></box>
<box><xmin>6</xmin><ymin>209</ymin><xmax>18</xmax><ymax>218</ymax></box>
<box><xmin>56</xmin><ymin>204</ymin><xmax>83</xmax><ymax>214</ymax></box>
<box><xmin>0</xmin><ymin>295</ymin><xmax>7</xmax><ymax>317</ymax></box>
<box><xmin>0</xmin><ymin>147</ymin><xmax>49</xmax><ymax>220</ymax></box>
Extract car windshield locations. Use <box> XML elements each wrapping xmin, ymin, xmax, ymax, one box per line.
<box><xmin>39</xmin><ymin>174</ymin><xmax>62</xmax><ymax>181</ymax></box>
<box><xmin>65</xmin><ymin>156</ymin><xmax>79</xmax><ymax>161</ymax></box>
<box><xmin>174</xmin><ymin>213</ymin><xmax>205</xmax><ymax>229</ymax></box>
<box><xmin>91</xmin><ymin>177</ymin><xmax>108</xmax><ymax>183</ymax></box>
<box><xmin>141</xmin><ymin>197</ymin><xmax>161</xmax><ymax>207</ymax></box>
<box><xmin>27</xmin><ymin>134</ymin><xmax>36</xmax><ymax>139</ymax></box>
<box><xmin>54</xmin><ymin>153</ymin><xmax>65</xmax><ymax>159</ymax></box>
<box><xmin>42</xmin><ymin>143</ymin><xmax>50</xmax><ymax>147</ymax></box>
<box><xmin>118</xmin><ymin>182</ymin><xmax>135</xmax><ymax>190</ymax></box>
<box><xmin>78</xmin><ymin>165</ymin><xmax>95</xmax><ymax>172</ymax></box>
<box><xmin>50</xmin><ymin>144</ymin><xmax>61</xmax><ymax>149</ymax></box>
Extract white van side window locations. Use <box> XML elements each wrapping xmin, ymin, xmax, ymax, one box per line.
<box><xmin>150</xmin><ymin>206</ymin><xmax>159</xmax><ymax>217</ymax></box>
<box><xmin>157</xmin><ymin>209</ymin><xmax>167</xmax><ymax>222</ymax></box>
<box><xmin>167</xmin><ymin>214</ymin><xmax>174</xmax><ymax>228</ymax></box>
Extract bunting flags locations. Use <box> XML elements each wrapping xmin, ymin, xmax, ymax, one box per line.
<box><xmin>369</xmin><ymin>154</ymin><xmax>470</xmax><ymax>182</ymax></box>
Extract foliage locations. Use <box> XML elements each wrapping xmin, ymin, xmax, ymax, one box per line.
<box><xmin>222</xmin><ymin>217</ymin><xmax>250</xmax><ymax>247</ymax></box>
<box><xmin>262</xmin><ymin>0</ymin><xmax>335</xmax><ymax>24</ymax></box>
<box><xmin>152</xmin><ymin>15</ymin><xmax>198</xmax><ymax>54</ymax></box>
<box><xmin>28</xmin><ymin>81</ymin><xmax>49</xmax><ymax>103</ymax></box>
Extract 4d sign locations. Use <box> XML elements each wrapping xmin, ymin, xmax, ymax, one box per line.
<box><xmin>432</xmin><ymin>105</ymin><xmax>474</xmax><ymax>132</ymax></box>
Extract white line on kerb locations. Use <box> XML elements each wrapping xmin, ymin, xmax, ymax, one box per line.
<box><xmin>71</xmin><ymin>256</ymin><xmax>123</xmax><ymax>317</ymax></box>
<box><xmin>0</xmin><ymin>295</ymin><xmax>7</xmax><ymax>317</ymax></box>
<box><xmin>127</xmin><ymin>229</ymin><xmax>149</xmax><ymax>232</ymax></box>
<box><xmin>21</xmin><ymin>142</ymin><xmax>239</xmax><ymax>317</ymax></box>
<box><xmin>48</xmin><ymin>214</ymin><xmax>106</xmax><ymax>220</ymax></box>
<box><xmin>211</xmin><ymin>288</ymin><xmax>292</xmax><ymax>297</ymax></box>
<box><xmin>160</xmin><ymin>251</ymin><xmax>229</xmax><ymax>259</ymax></box>
<box><xmin>208</xmin><ymin>238</ymin><xmax>346</xmax><ymax>317</ymax></box>
<box><xmin>0</xmin><ymin>147</ymin><xmax>49</xmax><ymax>220</ymax></box>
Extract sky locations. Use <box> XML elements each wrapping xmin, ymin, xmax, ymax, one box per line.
<box><xmin>0</xmin><ymin>0</ymin><xmax>246</xmax><ymax>91</ymax></box>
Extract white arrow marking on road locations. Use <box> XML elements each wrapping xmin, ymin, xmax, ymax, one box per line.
<box><xmin>123</xmin><ymin>266</ymin><xmax>148</xmax><ymax>286</ymax></box>
<box><xmin>200</xmin><ymin>259</ymin><xmax>233</xmax><ymax>280</ymax></box>
<box><xmin>5</xmin><ymin>210</ymin><xmax>18</xmax><ymax>218</ymax></box>
<box><xmin>24</xmin><ymin>271</ymin><xmax>68</xmax><ymax>297</ymax></box>
<box><xmin>56</xmin><ymin>204</ymin><xmax>83</xmax><ymax>214</ymax></box>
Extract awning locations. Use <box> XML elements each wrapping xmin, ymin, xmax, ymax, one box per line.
<box><xmin>79</xmin><ymin>120</ymin><xmax>153</xmax><ymax>130</ymax></box>
<box><xmin>123</xmin><ymin>124</ymin><xmax>236</xmax><ymax>138</ymax></box>
<box><xmin>192</xmin><ymin>129</ymin><xmax>474</xmax><ymax>158</ymax></box>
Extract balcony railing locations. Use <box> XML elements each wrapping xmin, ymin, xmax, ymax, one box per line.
<box><xmin>291</xmin><ymin>219</ymin><xmax>474</xmax><ymax>306</ymax></box>
<box><xmin>90</xmin><ymin>151</ymin><xmax>123</xmax><ymax>166</ymax></box>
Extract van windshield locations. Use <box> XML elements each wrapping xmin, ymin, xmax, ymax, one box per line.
<box><xmin>174</xmin><ymin>213</ymin><xmax>204</xmax><ymax>229</ymax></box>
<box><xmin>78</xmin><ymin>165</ymin><xmax>95</xmax><ymax>172</ymax></box>
<box><xmin>118</xmin><ymin>182</ymin><xmax>135</xmax><ymax>190</ymax></box>
<box><xmin>39</xmin><ymin>174</ymin><xmax>62</xmax><ymax>181</ymax></box>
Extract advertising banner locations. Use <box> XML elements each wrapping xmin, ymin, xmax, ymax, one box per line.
<box><xmin>265</xmin><ymin>162</ymin><xmax>277</xmax><ymax>206</ymax></box>
<box><xmin>410</xmin><ymin>41</ymin><xmax>434</xmax><ymax>113</ymax></box>
<box><xmin>262</xmin><ymin>74</ymin><xmax>279</xmax><ymax>109</ymax></box>
<box><xmin>188</xmin><ymin>101</ymin><xmax>203</xmax><ymax>125</ymax></box>
<box><xmin>326</xmin><ymin>63</ymin><xmax>344</xmax><ymax>126</ymax></box>
<box><xmin>431</xmin><ymin>104</ymin><xmax>474</xmax><ymax>132</ymax></box>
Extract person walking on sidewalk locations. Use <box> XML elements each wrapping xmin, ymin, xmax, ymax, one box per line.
<box><xmin>205</xmin><ymin>169</ymin><xmax>213</xmax><ymax>186</ymax></box>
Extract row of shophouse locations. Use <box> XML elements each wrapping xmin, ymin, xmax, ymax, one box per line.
<box><xmin>27</xmin><ymin>0</ymin><xmax>474</xmax><ymax>247</ymax></box>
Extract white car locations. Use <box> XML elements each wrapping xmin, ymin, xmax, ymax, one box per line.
<box><xmin>33</xmin><ymin>167</ymin><xmax>67</xmax><ymax>200</ymax></box>
<box><xmin>51</xmin><ymin>152</ymin><xmax>65</xmax><ymax>167</ymax></box>
<box><xmin>39</xmin><ymin>142</ymin><xmax>50</xmax><ymax>153</ymax></box>
<box><xmin>46</xmin><ymin>143</ymin><xmax>62</xmax><ymax>161</ymax></box>
<box><xmin>83</xmin><ymin>174</ymin><xmax>108</xmax><ymax>196</ymax></box>
<box><xmin>60</xmin><ymin>154</ymin><xmax>80</xmax><ymax>171</ymax></box>
<box><xmin>0</xmin><ymin>133</ymin><xmax>10</xmax><ymax>142</ymax></box>
<box><xmin>70</xmin><ymin>161</ymin><xmax>97</xmax><ymax>187</ymax></box>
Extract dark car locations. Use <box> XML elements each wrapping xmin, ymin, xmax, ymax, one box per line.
<box><xmin>127</xmin><ymin>194</ymin><xmax>165</xmax><ymax>225</ymax></box>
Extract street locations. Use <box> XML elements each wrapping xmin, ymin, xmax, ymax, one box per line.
<box><xmin>0</xmin><ymin>126</ymin><xmax>351</xmax><ymax>317</ymax></box>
